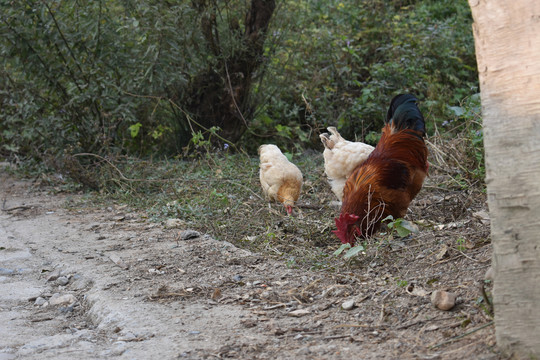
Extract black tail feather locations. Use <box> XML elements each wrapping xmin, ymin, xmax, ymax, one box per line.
<box><xmin>386</xmin><ymin>94</ymin><xmax>426</xmax><ymax>136</ymax></box>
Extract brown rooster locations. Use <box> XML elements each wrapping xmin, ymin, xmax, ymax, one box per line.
<box><xmin>334</xmin><ymin>94</ymin><xmax>428</xmax><ymax>245</ymax></box>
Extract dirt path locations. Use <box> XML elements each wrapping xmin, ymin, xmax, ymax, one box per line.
<box><xmin>0</xmin><ymin>173</ymin><xmax>503</xmax><ymax>359</ymax></box>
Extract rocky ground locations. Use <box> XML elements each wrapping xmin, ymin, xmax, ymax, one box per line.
<box><xmin>1</xmin><ymin>170</ymin><xmax>503</xmax><ymax>359</ymax></box>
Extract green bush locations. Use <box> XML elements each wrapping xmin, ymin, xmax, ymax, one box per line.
<box><xmin>1</xmin><ymin>0</ymin><xmax>479</xmax><ymax>165</ymax></box>
<box><xmin>0</xmin><ymin>0</ymin><xmax>275</xmax><ymax>161</ymax></box>
<box><xmin>248</xmin><ymin>0</ymin><xmax>478</xmax><ymax>151</ymax></box>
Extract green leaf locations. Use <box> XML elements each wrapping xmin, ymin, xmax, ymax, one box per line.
<box><xmin>399</xmin><ymin>220</ymin><xmax>419</xmax><ymax>234</ymax></box>
<box><xmin>395</xmin><ymin>225</ymin><xmax>412</xmax><ymax>238</ymax></box>
<box><xmin>129</xmin><ymin>123</ymin><xmax>142</xmax><ymax>138</ymax></box>
<box><xmin>344</xmin><ymin>244</ymin><xmax>365</xmax><ymax>259</ymax></box>
<box><xmin>333</xmin><ymin>243</ymin><xmax>351</xmax><ymax>256</ymax></box>
<box><xmin>448</xmin><ymin>106</ymin><xmax>465</xmax><ymax>117</ymax></box>
<box><xmin>283</xmin><ymin>152</ymin><xmax>293</xmax><ymax>162</ymax></box>
<box><xmin>382</xmin><ymin>215</ymin><xmax>394</xmax><ymax>222</ymax></box>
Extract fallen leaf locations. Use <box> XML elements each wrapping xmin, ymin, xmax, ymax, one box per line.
<box><xmin>435</xmin><ymin>244</ymin><xmax>449</xmax><ymax>260</ymax></box>
<box><xmin>211</xmin><ymin>288</ymin><xmax>222</xmax><ymax>300</ymax></box>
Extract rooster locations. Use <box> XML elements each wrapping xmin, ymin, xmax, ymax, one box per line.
<box><xmin>320</xmin><ymin>127</ymin><xmax>374</xmax><ymax>201</ymax></box>
<box><xmin>334</xmin><ymin>94</ymin><xmax>428</xmax><ymax>245</ymax></box>
<box><xmin>258</xmin><ymin>144</ymin><xmax>303</xmax><ymax>215</ymax></box>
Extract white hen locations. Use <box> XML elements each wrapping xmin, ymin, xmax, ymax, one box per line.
<box><xmin>320</xmin><ymin>127</ymin><xmax>374</xmax><ymax>201</ymax></box>
<box><xmin>258</xmin><ymin>144</ymin><xmax>303</xmax><ymax>215</ymax></box>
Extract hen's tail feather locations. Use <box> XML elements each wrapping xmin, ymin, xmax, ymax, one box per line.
<box><xmin>320</xmin><ymin>127</ymin><xmax>343</xmax><ymax>150</ymax></box>
<box><xmin>320</xmin><ymin>133</ymin><xmax>334</xmax><ymax>150</ymax></box>
<box><xmin>386</xmin><ymin>94</ymin><xmax>426</xmax><ymax>136</ymax></box>
<box><xmin>327</xmin><ymin>127</ymin><xmax>343</xmax><ymax>141</ymax></box>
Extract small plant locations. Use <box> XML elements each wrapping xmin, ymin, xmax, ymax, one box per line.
<box><xmin>383</xmin><ymin>215</ymin><xmax>419</xmax><ymax>238</ymax></box>
<box><xmin>286</xmin><ymin>257</ymin><xmax>297</xmax><ymax>268</ymax></box>
<box><xmin>456</xmin><ymin>237</ymin><xmax>467</xmax><ymax>252</ymax></box>
<box><xmin>210</xmin><ymin>189</ymin><xmax>229</xmax><ymax>206</ymax></box>
<box><xmin>396</xmin><ymin>279</ymin><xmax>409</xmax><ymax>288</ymax></box>
<box><xmin>333</xmin><ymin>242</ymin><xmax>365</xmax><ymax>260</ymax></box>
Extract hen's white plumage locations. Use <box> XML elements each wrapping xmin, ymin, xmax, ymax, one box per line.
<box><xmin>258</xmin><ymin>144</ymin><xmax>303</xmax><ymax>214</ymax></box>
<box><xmin>320</xmin><ymin>127</ymin><xmax>374</xmax><ymax>201</ymax></box>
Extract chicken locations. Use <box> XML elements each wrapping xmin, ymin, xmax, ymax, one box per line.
<box><xmin>320</xmin><ymin>127</ymin><xmax>374</xmax><ymax>201</ymax></box>
<box><xmin>258</xmin><ymin>144</ymin><xmax>303</xmax><ymax>215</ymax></box>
<box><xmin>333</xmin><ymin>94</ymin><xmax>428</xmax><ymax>245</ymax></box>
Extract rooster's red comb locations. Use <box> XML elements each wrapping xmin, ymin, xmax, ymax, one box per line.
<box><xmin>333</xmin><ymin>213</ymin><xmax>360</xmax><ymax>245</ymax></box>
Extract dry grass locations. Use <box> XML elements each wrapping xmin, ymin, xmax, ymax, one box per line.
<box><xmin>43</xmin><ymin>128</ymin><xmax>488</xmax><ymax>277</ymax></box>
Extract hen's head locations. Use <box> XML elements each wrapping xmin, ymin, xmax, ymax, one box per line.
<box><xmin>333</xmin><ymin>213</ymin><xmax>361</xmax><ymax>245</ymax></box>
<box><xmin>278</xmin><ymin>179</ymin><xmax>302</xmax><ymax>216</ymax></box>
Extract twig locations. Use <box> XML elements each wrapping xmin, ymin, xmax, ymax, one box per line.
<box><xmin>396</xmin><ymin>316</ymin><xmax>455</xmax><ymax>330</ymax></box>
<box><xmin>223</xmin><ymin>61</ymin><xmax>249</xmax><ymax>128</ymax></box>
<box><xmin>1</xmin><ymin>205</ymin><xmax>33</xmax><ymax>212</ymax></box>
<box><xmin>333</xmin><ymin>324</ymin><xmax>373</xmax><ymax>329</ymax></box>
<box><xmin>457</xmin><ymin>249</ymin><xmax>481</xmax><ymax>263</ymax></box>
<box><xmin>425</xmin><ymin>138</ymin><xmax>472</xmax><ymax>182</ymax></box>
<box><xmin>263</xmin><ymin>303</ymin><xmax>287</xmax><ymax>310</ymax></box>
<box><xmin>430</xmin><ymin>321</ymin><xmax>494</xmax><ymax>349</ymax></box>
<box><xmin>72</xmin><ymin>153</ymin><xmax>141</xmax><ymax>182</ymax></box>
<box><xmin>479</xmin><ymin>281</ymin><xmax>493</xmax><ymax>317</ymax></box>
<box><xmin>30</xmin><ymin>317</ymin><xmax>54</xmax><ymax>322</ymax></box>
<box><xmin>323</xmin><ymin>334</ymin><xmax>353</xmax><ymax>340</ymax></box>
<box><xmin>119</xmin><ymin>90</ymin><xmax>242</xmax><ymax>152</ymax></box>
<box><xmin>297</xmin><ymin>203</ymin><xmax>323</xmax><ymax>210</ymax></box>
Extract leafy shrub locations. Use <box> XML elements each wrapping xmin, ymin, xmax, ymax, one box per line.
<box><xmin>248</xmin><ymin>0</ymin><xmax>478</xmax><ymax>151</ymax></box>
<box><xmin>0</xmin><ymin>0</ymin><xmax>276</xmax><ymax>163</ymax></box>
<box><xmin>1</xmin><ymin>0</ymin><xmax>479</xmax><ymax>168</ymax></box>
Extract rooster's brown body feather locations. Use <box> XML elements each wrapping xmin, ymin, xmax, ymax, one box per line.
<box><xmin>334</xmin><ymin>94</ymin><xmax>428</xmax><ymax>244</ymax></box>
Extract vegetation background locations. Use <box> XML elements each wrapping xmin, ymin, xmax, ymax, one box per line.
<box><xmin>0</xmin><ymin>0</ymin><xmax>484</xmax><ymax>222</ymax></box>
<box><xmin>1</xmin><ymin>0</ymin><xmax>480</xmax><ymax>162</ymax></box>
<box><xmin>0</xmin><ymin>4</ymin><xmax>499</xmax><ymax>355</ymax></box>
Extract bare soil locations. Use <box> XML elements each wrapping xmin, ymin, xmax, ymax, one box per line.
<box><xmin>0</xmin><ymin>169</ymin><xmax>504</xmax><ymax>359</ymax></box>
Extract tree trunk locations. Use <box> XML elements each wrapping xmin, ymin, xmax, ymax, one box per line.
<box><xmin>468</xmin><ymin>0</ymin><xmax>540</xmax><ymax>357</ymax></box>
<box><xmin>183</xmin><ymin>0</ymin><xmax>276</xmax><ymax>145</ymax></box>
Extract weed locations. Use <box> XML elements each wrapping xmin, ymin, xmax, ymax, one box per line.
<box><xmin>334</xmin><ymin>242</ymin><xmax>366</xmax><ymax>260</ymax></box>
<box><xmin>456</xmin><ymin>237</ymin><xmax>467</xmax><ymax>252</ymax></box>
<box><xmin>396</xmin><ymin>279</ymin><xmax>409</xmax><ymax>288</ymax></box>
<box><xmin>383</xmin><ymin>215</ymin><xmax>419</xmax><ymax>238</ymax></box>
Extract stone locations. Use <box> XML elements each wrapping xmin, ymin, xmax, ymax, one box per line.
<box><xmin>56</xmin><ymin>276</ymin><xmax>69</xmax><ymax>286</ymax></box>
<box><xmin>180</xmin><ymin>230</ymin><xmax>201</xmax><ymax>240</ymax></box>
<box><xmin>164</xmin><ymin>219</ymin><xmax>186</xmax><ymax>229</ymax></box>
<box><xmin>34</xmin><ymin>297</ymin><xmax>47</xmax><ymax>306</ymax></box>
<box><xmin>49</xmin><ymin>293</ymin><xmax>77</xmax><ymax>306</ymax></box>
<box><xmin>342</xmin><ymin>299</ymin><xmax>355</xmax><ymax>310</ymax></box>
<box><xmin>0</xmin><ymin>268</ymin><xmax>15</xmax><ymax>276</ymax></box>
<box><xmin>431</xmin><ymin>290</ymin><xmax>457</xmax><ymax>311</ymax></box>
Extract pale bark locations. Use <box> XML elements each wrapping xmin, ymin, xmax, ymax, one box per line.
<box><xmin>468</xmin><ymin>0</ymin><xmax>540</xmax><ymax>357</ymax></box>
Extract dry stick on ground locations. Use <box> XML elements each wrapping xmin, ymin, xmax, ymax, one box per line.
<box><xmin>323</xmin><ymin>334</ymin><xmax>354</xmax><ymax>340</ymax></box>
<box><xmin>333</xmin><ymin>324</ymin><xmax>375</xmax><ymax>329</ymax></box>
<box><xmin>396</xmin><ymin>316</ymin><xmax>455</xmax><ymax>330</ymax></box>
<box><xmin>479</xmin><ymin>281</ymin><xmax>494</xmax><ymax>317</ymax></box>
<box><xmin>1</xmin><ymin>205</ymin><xmax>33</xmax><ymax>212</ymax></box>
<box><xmin>429</xmin><ymin>321</ymin><xmax>494</xmax><ymax>349</ymax></box>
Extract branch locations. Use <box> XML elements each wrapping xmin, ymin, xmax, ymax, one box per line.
<box><xmin>42</xmin><ymin>1</ymin><xmax>86</xmax><ymax>78</ymax></box>
<box><xmin>0</xmin><ymin>16</ymin><xmax>69</xmax><ymax>100</ymax></box>
<box><xmin>430</xmin><ymin>321</ymin><xmax>494</xmax><ymax>349</ymax></box>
